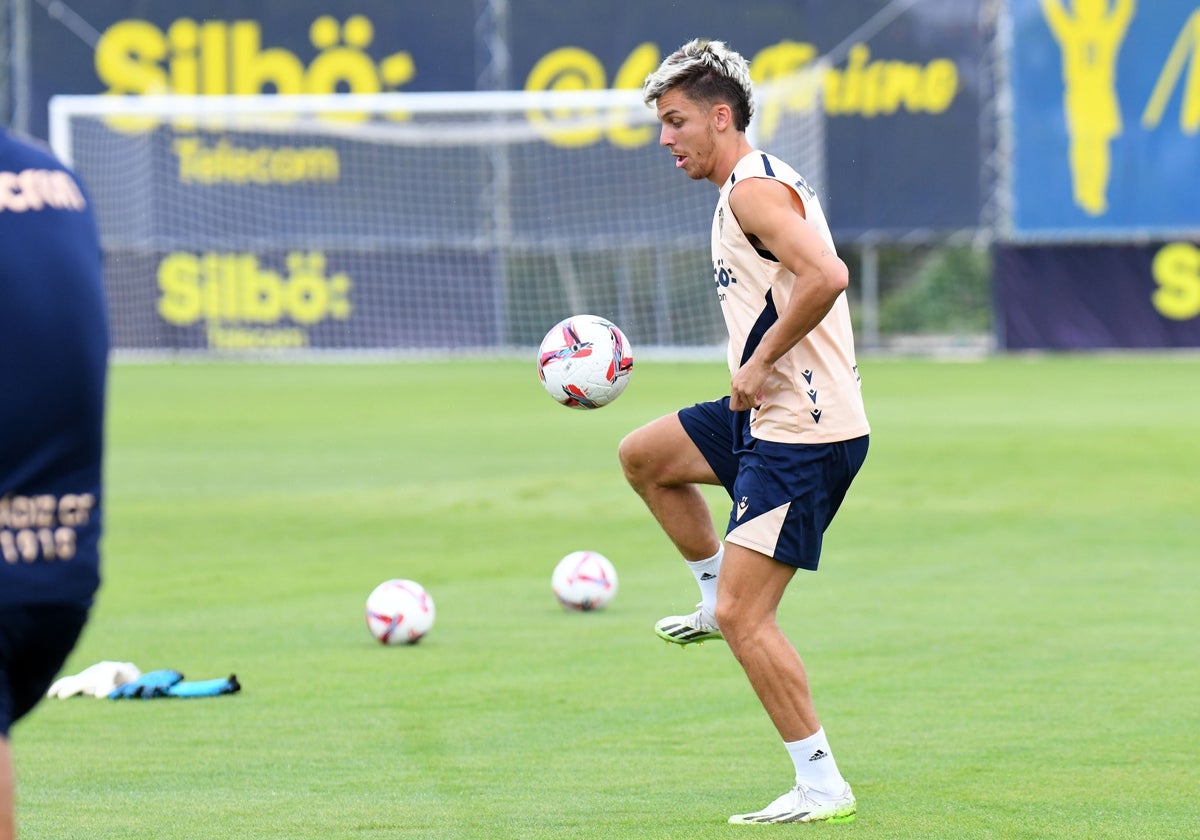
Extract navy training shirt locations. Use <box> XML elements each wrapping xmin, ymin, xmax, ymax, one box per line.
<box><xmin>0</xmin><ymin>129</ymin><xmax>108</xmax><ymax>607</ymax></box>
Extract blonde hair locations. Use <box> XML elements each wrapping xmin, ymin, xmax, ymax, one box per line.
<box><xmin>642</xmin><ymin>39</ymin><xmax>754</xmax><ymax>130</ymax></box>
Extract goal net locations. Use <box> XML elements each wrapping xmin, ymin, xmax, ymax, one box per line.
<box><xmin>49</xmin><ymin>84</ymin><xmax>824</xmax><ymax>355</ymax></box>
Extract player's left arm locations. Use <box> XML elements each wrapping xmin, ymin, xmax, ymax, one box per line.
<box><xmin>726</xmin><ymin>177</ymin><xmax>849</xmax><ymax>411</ymax></box>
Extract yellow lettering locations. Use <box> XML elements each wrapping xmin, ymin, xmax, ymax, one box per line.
<box><xmin>242</xmin><ymin>263</ymin><xmax>283</xmax><ymax>321</ymax></box>
<box><xmin>877</xmin><ymin>61</ymin><xmax>922</xmax><ymax>113</ymax></box>
<box><xmin>201</xmin><ymin>21</ymin><xmax>229</xmax><ymax>95</ymax></box>
<box><xmin>525</xmin><ymin>46</ymin><xmax>609</xmax><ymax>148</ymax></box>
<box><xmin>230</xmin><ymin>21</ymin><xmax>304</xmax><ymax>94</ymax></box>
<box><xmin>203</xmin><ymin>253</ymin><xmax>233</xmax><ymax>321</ymax></box>
<box><xmin>826</xmin><ymin>44</ymin><xmax>871</xmax><ymax>115</ymax></box>
<box><xmin>921</xmin><ymin>59</ymin><xmax>959</xmax><ymax>113</ymax></box>
<box><xmin>605</xmin><ymin>43</ymin><xmax>660</xmax><ymax>149</ymax></box>
<box><xmin>306</xmin><ymin>15</ymin><xmax>380</xmax><ymax>98</ymax></box>
<box><xmin>94</xmin><ymin>20</ymin><xmax>169</xmax><ymax>133</ymax></box>
<box><xmin>157</xmin><ymin>252</ymin><xmax>202</xmax><ymax>325</ymax></box>
<box><xmin>97</xmin><ymin>14</ymin><xmax>417</xmax><ymax>128</ymax></box>
<box><xmin>95</xmin><ymin>20</ymin><xmax>169</xmax><ymax>95</ymax></box>
<box><xmin>167</xmin><ymin>18</ymin><xmax>199</xmax><ymax>96</ymax></box>
<box><xmin>157</xmin><ymin>251</ymin><xmax>353</xmax><ymax>330</ymax></box>
<box><xmin>750</xmin><ymin>41</ymin><xmax>821</xmax><ymax>141</ymax></box>
<box><xmin>206</xmin><ymin>325</ymin><xmax>309</xmax><ymax>349</ymax></box>
<box><xmin>173</xmin><ymin>136</ymin><xmax>339</xmax><ymax>185</ymax></box>
<box><xmin>823</xmin><ymin>44</ymin><xmax>959</xmax><ymax>118</ymax></box>
<box><xmin>230</xmin><ymin>255</ymin><xmax>260</xmax><ymax>320</ymax></box>
<box><xmin>1151</xmin><ymin>242</ymin><xmax>1200</xmax><ymax>320</ymax></box>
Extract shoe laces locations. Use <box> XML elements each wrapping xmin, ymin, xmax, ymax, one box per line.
<box><xmin>688</xmin><ymin>604</ymin><xmax>717</xmax><ymax>630</ymax></box>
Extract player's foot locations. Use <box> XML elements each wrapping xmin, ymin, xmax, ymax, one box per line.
<box><xmin>654</xmin><ymin>605</ymin><xmax>722</xmax><ymax>645</ymax></box>
<box><xmin>728</xmin><ymin>783</ymin><xmax>856</xmax><ymax>825</ymax></box>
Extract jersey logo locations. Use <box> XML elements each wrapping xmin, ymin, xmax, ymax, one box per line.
<box><xmin>794</xmin><ymin>175</ymin><xmax>816</xmax><ymax>201</ymax></box>
<box><xmin>713</xmin><ymin>258</ymin><xmax>737</xmax><ymax>289</ymax></box>
<box><xmin>810</xmin><ymin>409</ymin><xmax>823</xmax><ymax>424</ymax></box>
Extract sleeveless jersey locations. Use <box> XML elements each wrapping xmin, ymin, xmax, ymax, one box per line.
<box><xmin>711</xmin><ymin>151</ymin><xmax>869</xmax><ymax>444</ymax></box>
<box><xmin>1</xmin><ymin>130</ymin><xmax>107</xmax><ymax>607</ymax></box>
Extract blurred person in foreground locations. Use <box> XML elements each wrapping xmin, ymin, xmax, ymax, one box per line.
<box><xmin>619</xmin><ymin>39</ymin><xmax>869</xmax><ymax>824</ymax></box>
<box><xmin>0</xmin><ymin>126</ymin><xmax>108</xmax><ymax>840</ymax></box>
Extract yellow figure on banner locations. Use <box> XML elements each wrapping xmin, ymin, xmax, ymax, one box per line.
<box><xmin>1141</xmin><ymin>9</ymin><xmax>1200</xmax><ymax>135</ymax></box>
<box><xmin>1040</xmin><ymin>0</ymin><xmax>1136</xmax><ymax>216</ymax></box>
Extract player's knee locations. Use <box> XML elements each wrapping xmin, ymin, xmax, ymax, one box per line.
<box><xmin>713</xmin><ymin>600</ymin><xmax>741</xmax><ymax>641</ymax></box>
<box><xmin>617</xmin><ymin>428</ymin><xmax>654</xmax><ymax>486</ymax></box>
<box><xmin>714</xmin><ymin>599</ymin><xmax>769</xmax><ymax>651</ymax></box>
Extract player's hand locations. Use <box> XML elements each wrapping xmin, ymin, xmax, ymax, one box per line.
<box><xmin>47</xmin><ymin>661</ymin><xmax>142</xmax><ymax>699</ymax></box>
<box><xmin>108</xmin><ymin>669</ymin><xmax>184</xmax><ymax>699</ymax></box>
<box><xmin>729</xmin><ymin>357</ymin><xmax>771</xmax><ymax>412</ymax></box>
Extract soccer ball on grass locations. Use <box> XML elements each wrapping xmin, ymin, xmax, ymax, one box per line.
<box><xmin>365</xmin><ymin>579</ymin><xmax>436</xmax><ymax>644</ymax></box>
<box><xmin>551</xmin><ymin>551</ymin><xmax>618</xmax><ymax>611</ymax></box>
<box><xmin>537</xmin><ymin>315</ymin><xmax>633</xmax><ymax>409</ymax></box>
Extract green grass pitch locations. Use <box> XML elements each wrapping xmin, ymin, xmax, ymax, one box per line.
<box><xmin>13</xmin><ymin>354</ymin><xmax>1199</xmax><ymax>839</ymax></box>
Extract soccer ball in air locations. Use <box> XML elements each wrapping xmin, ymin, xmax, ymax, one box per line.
<box><xmin>365</xmin><ymin>579</ymin><xmax>436</xmax><ymax>644</ymax></box>
<box><xmin>537</xmin><ymin>315</ymin><xmax>634</xmax><ymax>409</ymax></box>
<box><xmin>551</xmin><ymin>551</ymin><xmax>619</xmax><ymax>611</ymax></box>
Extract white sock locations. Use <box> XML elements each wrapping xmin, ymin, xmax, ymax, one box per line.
<box><xmin>784</xmin><ymin>728</ymin><xmax>846</xmax><ymax>795</ymax></box>
<box><xmin>686</xmin><ymin>544</ymin><xmax>723</xmax><ymax>619</ymax></box>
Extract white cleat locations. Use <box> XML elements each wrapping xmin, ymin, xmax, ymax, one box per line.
<box><xmin>653</xmin><ymin>605</ymin><xmax>722</xmax><ymax>645</ymax></box>
<box><xmin>728</xmin><ymin>783</ymin><xmax>856</xmax><ymax>824</ymax></box>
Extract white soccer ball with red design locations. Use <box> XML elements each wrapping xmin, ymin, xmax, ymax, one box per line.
<box><xmin>537</xmin><ymin>315</ymin><xmax>634</xmax><ymax>409</ymax></box>
<box><xmin>551</xmin><ymin>551</ymin><xmax>618</xmax><ymax>611</ymax></box>
<box><xmin>365</xmin><ymin>579</ymin><xmax>436</xmax><ymax>644</ymax></box>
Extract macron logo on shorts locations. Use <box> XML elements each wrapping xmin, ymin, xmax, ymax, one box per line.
<box><xmin>736</xmin><ymin>496</ymin><xmax>750</xmax><ymax>520</ymax></box>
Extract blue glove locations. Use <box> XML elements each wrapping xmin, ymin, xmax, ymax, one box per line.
<box><xmin>108</xmin><ymin>669</ymin><xmax>184</xmax><ymax>699</ymax></box>
<box><xmin>166</xmin><ymin>674</ymin><xmax>240</xmax><ymax>698</ymax></box>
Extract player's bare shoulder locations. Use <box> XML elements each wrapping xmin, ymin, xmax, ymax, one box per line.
<box><xmin>727</xmin><ymin>177</ymin><xmax>810</xmax><ymax>254</ymax></box>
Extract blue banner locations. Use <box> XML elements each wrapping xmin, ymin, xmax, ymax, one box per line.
<box><xmin>1008</xmin><ymin>1</ymin><xmax>1200</xmax><ymax>239</ymax></box>
<box><xmin>996</xmin><ymin>240</ymin><xmax>1200</xmax><ymax>348</ymax></box>
<box><xmin>105</xmin><ymin>247</ymin><xmax>497</xmax><ymax>351</ymax></box>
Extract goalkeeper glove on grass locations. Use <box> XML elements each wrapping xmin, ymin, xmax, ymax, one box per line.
<box><xmin>47</xmin><ymin>661</ymin><xmax>141</xmax><ymax>699</ymax></box>
<box><xmin>166</xmin><ymin>675</ymin><xmax>241</xmax><ymax>698</ymax></box>
<box><xmin>108</xmin><ymin>669</ymin><xmax>184</xmax><ymax>699</ymax></box>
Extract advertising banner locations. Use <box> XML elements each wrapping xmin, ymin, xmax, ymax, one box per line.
<box><xmin>1007</xmin><ymin>1</ymin><xmax>1200</xmax><ymax>240</ymax></box>
<box><xmin>105</xmin><ymin>247</ymin><xmax>497</xmax><ymax>351</ymax></box>
<box><xmin>995</xmin><ymin>240</ymin><xmax>1200</xmax><ymax>348</ymax></box>
<box><xmin>28</xmin><ymin>0</ymin><xmax>985</xmax><ymax>236</ymax></box>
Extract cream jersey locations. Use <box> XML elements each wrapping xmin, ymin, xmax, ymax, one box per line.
<box><xmin>711</xmin><ymin>151</ymin><xmax>869</xmax><ymax>444</ymax></box>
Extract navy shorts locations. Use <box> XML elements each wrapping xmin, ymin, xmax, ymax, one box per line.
<box><xmin>0</xmin><ymin>604</ymin><xmax>90</xmax><ymax>735</ymax></box>
<box><xmin>678</xmin><ymin>397</ymin><xmax>868</xmax><ymax>570</ymax></box>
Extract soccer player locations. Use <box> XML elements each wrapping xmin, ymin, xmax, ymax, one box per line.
<box><xmin>618</xmin><ymin>39</ymin><xmax>869</xmax><ymax>824</ymax></box>
<box><xmin>0</xmin><ymin>127</ymin><xmax>108</xmax><ymax>840</ymax></box>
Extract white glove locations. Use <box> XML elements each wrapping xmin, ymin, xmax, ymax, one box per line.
<box><xmin>46</xmin><ymin>661</ymin><xmax>142</xmax><ymax>699</ymax></box>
